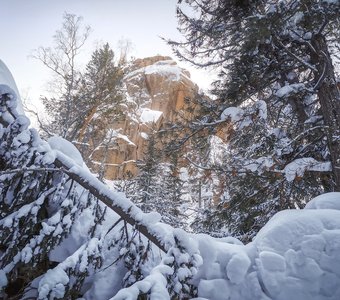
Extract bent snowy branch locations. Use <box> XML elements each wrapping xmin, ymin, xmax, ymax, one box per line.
<box><xmin>53</xmin><ymin>153</ymin><xmax>167</xmax><ymax>252</ymax></box>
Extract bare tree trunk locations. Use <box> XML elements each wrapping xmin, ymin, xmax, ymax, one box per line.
<box><xmin>311</xmin><ymin>33</ymin><xmax>340</xmax><ymax>191</ymax></box>
<box><xmin>77</xmin><ymin>106</ymin><xmax>98</xmax><ymax>143</ymax></box>
<box><xmin>198</xmin><ymin>179</ymin><xmax>202</xmax><ymax>208</ymax></box>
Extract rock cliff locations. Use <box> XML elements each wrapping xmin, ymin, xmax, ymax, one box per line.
<box><xmin>89</xmin><ymin>56</ymin><xmax>200</xmax><ymax>179</ymax></box>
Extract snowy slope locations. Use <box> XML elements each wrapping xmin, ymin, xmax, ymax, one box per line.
<box><xmin>0</xmin><ymin>59</ymin><xmax>23</xmax><ymax>114</ymax></box>
<box><xmin>2</xmin><ymin>64</ymin><xmax>340</xmax><ymax>300</ymax></box>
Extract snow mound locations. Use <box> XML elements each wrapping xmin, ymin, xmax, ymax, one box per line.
<box><xmin>305</xmin><ymin>192</ymin><xmax>340</xmax><ymax>210</ymax></box>
<box><xmin>0</xmin><ymin>60</ymin><xmax>24</xmax><ymax>114</ymax></box>
<box><xmin>48</xmin><ymin>136</ymin><xmax>84</xmax><ymax>167</ymax></box>
<box><xmin>179</xmin><ymin>192</ymin><xmax>340</xmax><ymax>300</ymax></box>
<box><xmin>253</xmin><ymin>196</ymin><xmax>340</xmax><ymax>300</ymax></box>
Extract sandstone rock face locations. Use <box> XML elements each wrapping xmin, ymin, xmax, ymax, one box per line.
<box><xmin>90</xmin><ymin>56</ymin><xmax>200</xmax><ymax>179</ymax></box>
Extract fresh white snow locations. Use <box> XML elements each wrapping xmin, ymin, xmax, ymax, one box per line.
<box><xmin>2</xmin><ymin>63</ymin><xmax>340</xmax><ymax>299</ymax></box>
<box><xmin>0</xmin><ymin>60</ymin><xmax>24</xmax><ymax>114</ymax></box>
<box><xmin>48</xmin><ymin>136</ymin><xmax>84</xmax><ymax>167</ymax></box>
<box><xmin>140</xmin><ymin>108</ymin><xmax>163</xmax><ymax>123</ymax></box>
<box><xmin>144</xmin><ymin>63</ymin><xmax>182</xmax><ymax>81</ymax></box>
<box><xmin>305</xmin><ymin>192</ymin><xmax>340</xmax><ymax>210</ymax></box>
<box><xmin>283</xmin><ymin>158</ymin><xmax>332</xmax><ymax>182</ymax></box>
<box><xmin>125</xmin><ymin>59</ymin><xmax>189</xmax><ymax>83</ymax></box>
<box><xmin>275</xmin><ymin>83</ymin><xmax>305</xmax><ymax>98</ymax></box>
<box><xmin>220</xmin><ymin>107</ymin><xmax>244</xmax><ymax>123</ymax></box>
<box><xmin>220</xmin><ymin>100</ymin><xmax>267</xmax><ymax>130</ymax></box>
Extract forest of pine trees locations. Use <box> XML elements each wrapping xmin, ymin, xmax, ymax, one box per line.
<box><xmin>1</xmin><ymin>1</ymin><xmax>340</xmax><ymax>299</ymax></box>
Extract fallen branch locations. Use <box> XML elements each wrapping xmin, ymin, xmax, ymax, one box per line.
<box><xmin>53</xmin><ymin>157</ymin><xmax>167</xmax><ymax>253</ymax></box>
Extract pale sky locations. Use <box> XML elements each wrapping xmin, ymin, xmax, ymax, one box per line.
<box><xmin>0</xmin><ymin>0</ymin><xmax>213</xmax><ymax>105</ymax></box>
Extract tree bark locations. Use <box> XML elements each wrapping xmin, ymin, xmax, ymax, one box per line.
<box><xmin>311</xmin><ymin>33</ymin><xmax>340</xmax><ymax>191</ymax></box>
<box><xmin>77</xmin><ymin>105</ymin><xmax>98</xmax><ymax>143</ymax></box>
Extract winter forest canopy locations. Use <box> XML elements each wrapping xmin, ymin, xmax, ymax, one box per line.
<box><xmin>1</xmin><ymin>0</ymin><xmax>340</xmax><ymax>299</ymax></box>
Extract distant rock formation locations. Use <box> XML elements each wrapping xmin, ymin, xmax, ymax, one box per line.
<box><xmin>89</xmin><ymin>56</ymin><xmax>201</xmax><ymax>179</ymax></box>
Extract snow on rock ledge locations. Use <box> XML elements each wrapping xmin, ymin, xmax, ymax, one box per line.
<box><xmin>91</xmin><ymin>55</ymin><xmax>200</xmax><ymax>179</ymax></box>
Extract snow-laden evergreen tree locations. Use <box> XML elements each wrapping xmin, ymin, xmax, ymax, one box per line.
<box><xmin>126</xmin><ymin>131</ymin><xmax>161</xmax><ymax>212</ymax></box>
<box><xmin>73</xmin><ymin>43</ymin><xmax>126</xmax><ymax>165</ymax></box>
<box><xmin>0</xmin><ymin>85</ymin><xmax>104</xmax><ymax>298</ymax></box>
<box><xmin>123</xmin><ymin>131</ymin><xmax>188</xmax><ymax>228</ymax></box>
<box><xmin>171</xmin><ymin>0</ymin><xmax>340</xmax><ymax>240</ymax></box>
<box><xmin>158</xmin><ymin>152</ymin><xmax>187</xmax><ymax>228</ymax></box>
<box><xmin>0</xmin><ymin>85</ymin><xmax>161</xmax><ymax>299</ymax></box>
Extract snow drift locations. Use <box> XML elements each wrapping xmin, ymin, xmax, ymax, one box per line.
<box><xmin>0</xmin><ymin>59</ymin><xmax>23</xmax><ymax>114</ymax></box>
<box><xmin>1</xmin><ymin>60</ymin><xmax>340</xmax><ymax>299</ymax></box>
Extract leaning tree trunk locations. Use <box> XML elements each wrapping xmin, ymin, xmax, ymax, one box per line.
<box><xmin>311</xmin><ymin>33</ymin><xmax>340</xmax><ymax>191</ymax></box>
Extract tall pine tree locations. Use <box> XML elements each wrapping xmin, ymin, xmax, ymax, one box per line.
<box><xmin>171</xmin><ymin>0</ymin><xmax>340</xmax><ymax>239</ymax></box>
<box><xmin>76</xmin><ymin>43</ymin><xmax>125</xmax><ymax>144</ymax></box>
<box><xmin>73</xmin><ymin>43</ymin><xmax>126</xmax><ymax>168</ymax></box>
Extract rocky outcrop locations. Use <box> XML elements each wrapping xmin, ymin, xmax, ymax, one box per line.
<box><xmin>90</xmin><ymin>56</ymin><xmax>201</xmax><ymax>179</ymax></box>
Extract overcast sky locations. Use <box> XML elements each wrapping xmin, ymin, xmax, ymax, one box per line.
<box><xmin>0</xmin><ymin>0</ymin><xmax>213</xmax><ymax>104</ymax></box>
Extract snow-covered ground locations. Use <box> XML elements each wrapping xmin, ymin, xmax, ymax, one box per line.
<box><xmin>2</xmin><ymin>60</ymin><xmax>340</xmax><ymax>300</ymax></box>
<box><xmin>112</xmin><ymin>192</ymin><xmax>340</xmax><ymax>300</ymax></box>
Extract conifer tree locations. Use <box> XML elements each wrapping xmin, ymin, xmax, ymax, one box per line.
<box><xmin>76</xmin><ymin>43</ymin><xmax>125</xmax><ymax>144</ymax></box>
<box><xmin>125</xmin><ymin>133</ymin><xmax>188</xmax><ymax>228</ymax></box>
<box><xmin>74</xmin><ymin>43</ymin><xmax>126</xmax><ymax>167</ymax></box>
<box><xmin>171</xmin><ymin>0</ymin><xmax>340</xmax><ymax>239</ymax></box>
<box><xmin>127</xmin><ymin>130</ymin><xmax>162</xmax><ymax>213</ymax></box>
<box><xmin>0</xmin><ymin>87</ymin><xmax>104</xmax><ymax>299</ymax></box>
<box><xmin>33</xmin><ymin>15</ymin><xmax>126</xmax><ymax>156</ymax></box>
<box><xmin>159</xmin><ymin>152</ymin><xmax>187</xmax><ymax>228</ymax></box>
